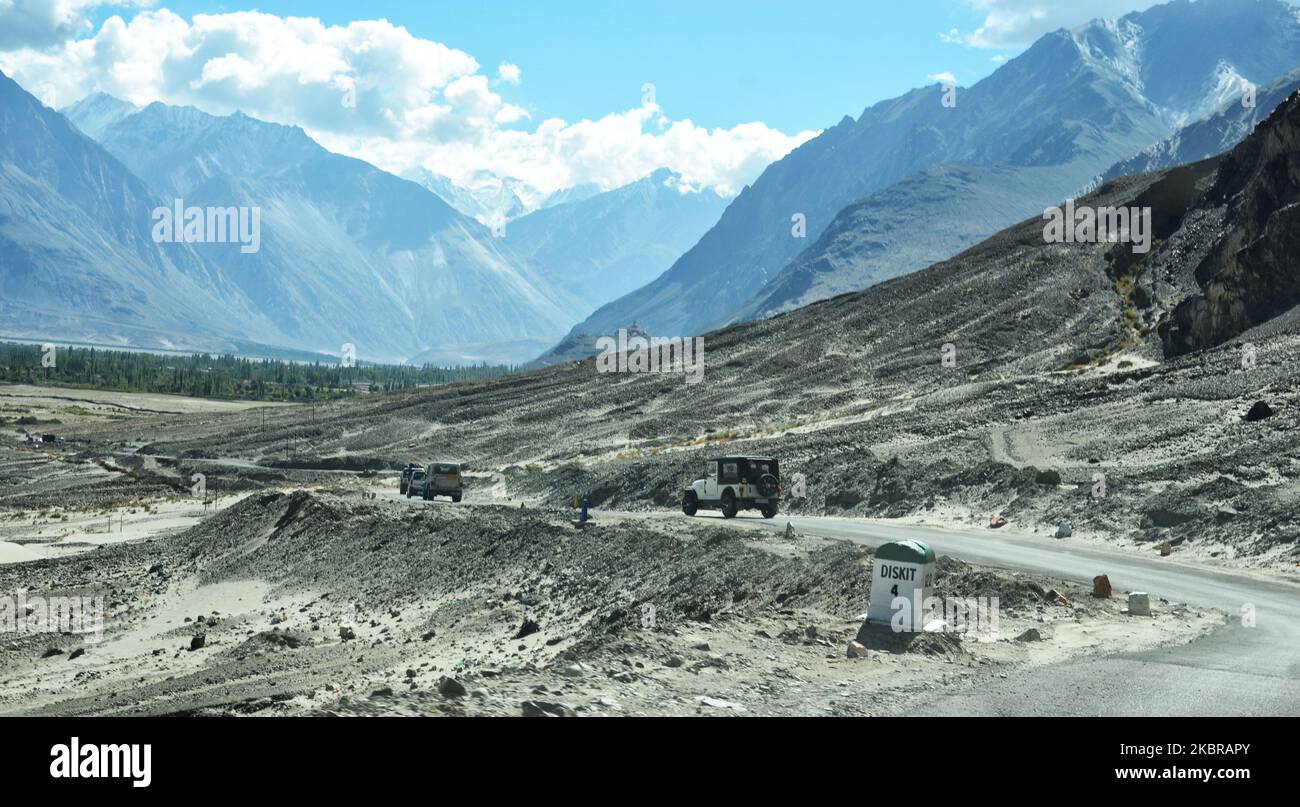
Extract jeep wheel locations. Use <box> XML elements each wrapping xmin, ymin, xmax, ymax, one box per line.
<box><xmin>761</xmin><ymin>503</ymin><xmax>778</xmax><ymax>519</ymax></box>
<box><xmin>757</xmin><ymin>473</ymin><xmax>779</xmax><ymax>498</ymax></box>
<box><xmin>452</xmin><ymin>494</ymin><xmax>461</xmax><ymax>503</ymax></box>
<box><xmin>720</xmin><ymin>490</ymin><xmax>737</xmax><ymax>519</ymax></box>
<box><xmin>400</xmin><ymin>483</ymin><xmax>408</xmax><ymax>495</ymax></box>
<box><xmin>682</xmin><ymin>491</ymin><xmax>698</xmax><ymax>516</ymax></box>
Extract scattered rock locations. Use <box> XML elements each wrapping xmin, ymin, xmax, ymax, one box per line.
<box><xmin>1092</xmin><ymin>575</ymin><xmax>1112</xmax><ymax>598</ymax></box>
<box><xmin>845</xmin><ymin>640</ymin><xmax>869</xmax><ymax>658</ymax></box>
<box><xmin>514</xmin><ymin>618</ymin><xmax>540</xmax><ymax>640</ymax></box>
<box><xmin>1035</xmin><ymin>469</ymin><xmax>1062</xmax><ymax>486</ymax></box>
<box><xmin>1243</xmin><ymin>401</ymin><xmax>1273</xmax><ymax>422</ymax></box>
<box><xmin>437</xmin><ymin>676</ymin><xmax>467</xmax><ymax>697</ymax></box>
<box><xmin>1014</xmin><ymin>628</ymin><xmax>1043</xmax><ymax>642</ymax></box>
<box><xmin>1055</xmin><ymin>521</ymin><xmax>1072</xmax><ymax>539</ymax></box>
<box><xmin>698</xmin><ymin>696</ymin><xmax>746</xmax><ymax>712</ymax></box>
<box><xmin>989</xmin><ymin>515</ymin><xmax>1008</xmax><ymax>529</ymax></box>
<box><xmin>521</xmin><ymin>700</ymin><xmax>575</xmax><ymax>717</ymax></box>
<box><xmin>189</xmin><ymin>635</ymin><xmax>206</xmax><ymax>652</ymax></box>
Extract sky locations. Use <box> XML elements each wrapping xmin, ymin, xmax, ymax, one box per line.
<box><xmin>0</xmin><ymin>0</ymin><xmax>1162</xmax><ymax>196</ymax></box>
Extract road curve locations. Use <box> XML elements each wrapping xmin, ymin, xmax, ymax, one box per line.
<box><xmin>697</xmin><ymin>512</ymin><xmax>1300</xmax><ymax>716</ymax></box>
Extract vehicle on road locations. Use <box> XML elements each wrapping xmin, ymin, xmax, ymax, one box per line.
<box><xmin>421</xmin><ymin>462</ymin><xmax>463</xmax><ymax>502</ymax></box>
<box><xmin>405</xmin><ymin>469</ymin><xmax>428</xmax><ymax>499</ymax></box>
<box><xmin>682</xmin><ymin>456</ymin><xmax>780</xmax><ymax>519</ymax></box>
<box><xmin>399</xmin><ymin>463</ymin><xmax>420</xmax><ymax>495</ymax></box>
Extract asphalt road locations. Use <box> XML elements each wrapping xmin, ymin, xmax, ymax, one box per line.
<box><xmin>701</xmin><ymin>512</ymin><xmax>1300</xmax><ymax>716</ymax></box>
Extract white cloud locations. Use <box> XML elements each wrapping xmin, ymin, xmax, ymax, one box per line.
<box><xmin>927</xmin><ymin>71</ymin><xmax>958</xmax><ymax>85</ymax></box>
<box><xmin>0</xmin><ymin>8</ymin><xmax>815</xmax><ymax>197</ymax></box>
<box><xmin>497</xmin><ymin>61</ymin><xmax>521</xmax><ymax>84</ymax></box>
<box><xmin>946</xmin><ymin>1</ymin><xmax>1159</xmax><ymax>48</ymax></box>
<box><xmin>0</xmin><ymin>0</ymin><xmax>153</xmax><ymax>51</ymax></box>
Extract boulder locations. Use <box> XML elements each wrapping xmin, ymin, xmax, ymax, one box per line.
<box><xmin>1092</xmin><ymin>575</ymin><xmax>1112</xmax><ymax>598</ymax></box>
<box><xmin>437</xmin><ymin>676</ymin><xmax>467</xmax><ymax>698</ymax></box>
<box><xmin>521</xmin><ymin>700</ymin><xmax>575</xmax><ymax>717</ymax></box>
<box><xmin>1243</xmin><ymin>401</ymin><xmax>1274</xmax><ymax>421</ymax></box>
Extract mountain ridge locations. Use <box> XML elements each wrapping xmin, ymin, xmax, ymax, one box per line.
<box><xmin>539</xmin><ymin>0</ymin><xmax>1300</xmax><ymax>362</ymax></box>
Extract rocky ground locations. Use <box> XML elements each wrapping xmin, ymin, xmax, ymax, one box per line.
<box><xmin>0</xmin><ymin>488</ymin><xmax>1219</xmax><ymax>716</ymax></box>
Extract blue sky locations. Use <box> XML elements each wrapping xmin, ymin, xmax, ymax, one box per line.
<box><xmin>133</xmin><ymin>0</ymin><xmax>1021</xmax><ymax>133</ymax></box>
<box><xmin>3</xmin><ymin>1</ymin><xmax>1158</xmax><ymax>196</ymax></box>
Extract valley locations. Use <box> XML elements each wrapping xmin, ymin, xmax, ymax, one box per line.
<box><xmin>2</xmin><ymin>0</ymin><xmax>1299</xmax><ymax>724</ymax></box>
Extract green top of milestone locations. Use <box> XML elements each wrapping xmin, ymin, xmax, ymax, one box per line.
<box><xmin>874</xmin><ymin>540</ymin><xmax>935</xmax><ymax>565</ymax></box>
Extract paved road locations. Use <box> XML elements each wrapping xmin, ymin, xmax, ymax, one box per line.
<box><xmin>698</xmin><ymin>512</ymin><xmax>1300</xmax><ymax>716</ymax></box>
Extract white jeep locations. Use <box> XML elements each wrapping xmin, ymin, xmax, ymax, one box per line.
<box><xmin>682</xmin><ymin>456</ymin><xmax>781</xmax><ymax>519</ymax></box>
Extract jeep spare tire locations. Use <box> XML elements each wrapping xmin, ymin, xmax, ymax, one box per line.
<box><xmin>757</xmin><ymin>473</ymin><xmax>779</xmax><ymax>498</ymax></box>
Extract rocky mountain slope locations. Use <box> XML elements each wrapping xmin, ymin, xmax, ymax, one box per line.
<box><xmin>62</xmin><ymin>100</ymin><xmax>575</xmax><ymax>365</ymax></box>
<box><xmin>60</xmin><ymin>91</ymin><xmax>138</xmax><ymax>139</ymax></box>
<box><xmin>504</xmin><ymin>169</ymin><xmax>728</xmax><ymax>323</ymax></box>
<box><xmin>543</xmin><ymin>0</ymin><xmax>1300</xmax><ymax>360</ymax></box>
<box><xmin>727</xmin><ymin>163</ymin><xmax>1086</xmax><ymax>323</ymax></box>
<box><xmin>1104</xmin><ymin>68</ymin><xmax>1300</xmax><ymax>180</ymax></box>
<box><xmin>0</xmin><ymin>71</ymin><xmax>281</xmax><ymax>354</ymax></box>
<box><xmin>1163</xmin><ymin>91</ymin><xmax>1300</xmax><ymax>355</ymax></box>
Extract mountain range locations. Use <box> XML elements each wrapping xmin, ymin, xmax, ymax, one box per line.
<box><xmin>1</xmin><ymin>78</ymin><xmax>733</xmax><ymax>365</ymax></box>
<box><xmin>6</xmin><ymin>0</ymin><xmax>1300</xmax><ymax>370</ymax></box>
<box><xmin>54</xmin><ymin>93</ymin><xmax>574</xmax><ymax>365</ymax></box>
<box><xmin>540</xmin><ymin>0</ymin><xmax>1300</xmax><ymax>361</ymax></box>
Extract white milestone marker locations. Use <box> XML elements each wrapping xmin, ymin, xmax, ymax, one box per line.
<box><xmin>868</xmin><ymin>540</ymin><xmax>936</xmax><ymax>632</ymax></box>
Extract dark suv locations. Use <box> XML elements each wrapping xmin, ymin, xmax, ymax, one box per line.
<box><xmin>399</xmin><ymin>464</ymin><xmax>420</xmax><ymax>495</ymax></box>
<box><xmin>421</xmin><ymin>462</ymin><xmax>463</xmax><ymax>502</ymax></box>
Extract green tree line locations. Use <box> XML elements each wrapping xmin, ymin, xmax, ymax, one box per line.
<box><xmin>0</xmin><ymin>342</ymin><xmax>516</xmax><ymax>401</ymax></box>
